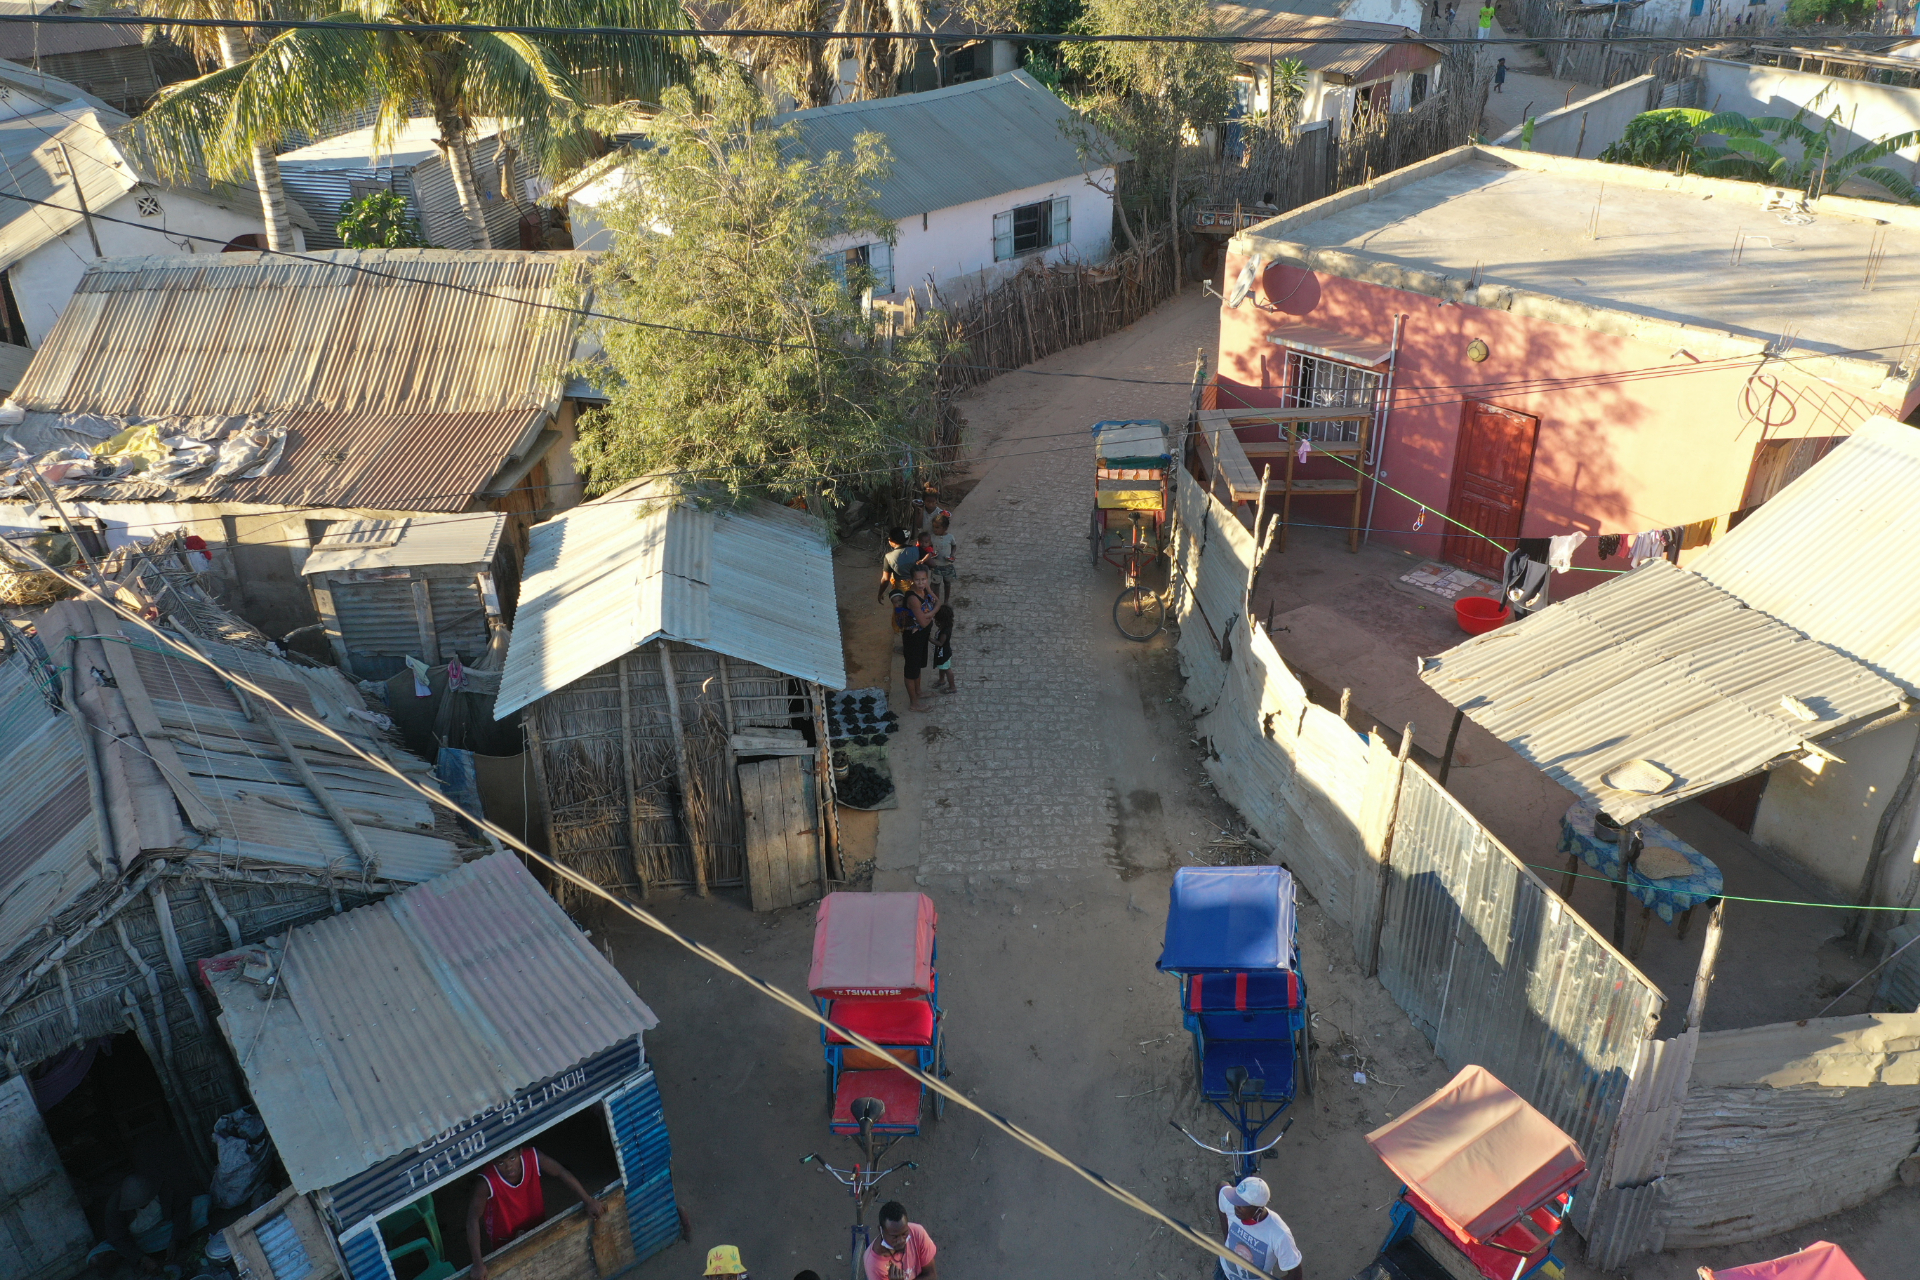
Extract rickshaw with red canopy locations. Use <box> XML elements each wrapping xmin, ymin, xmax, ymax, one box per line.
<box><xmin>1352</xmin><ymin>1065</ymin><xmax>1587</xmax><ymax>1280</ymax></box>
<box><xmin>800</xmin><ymin>892</ymin><xmax>948</xmax><ymax>1279</ymax></box>
<box><xmin>1699</xmin><ymin>1242</ymin><xmax>1867</xmax><ymax>1280</ymax></box>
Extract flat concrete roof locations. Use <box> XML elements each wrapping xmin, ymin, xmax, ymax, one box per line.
<box><xmin>1241</xmin><ymin>148</ymin><xmax>1920</xmax><ymax>381</ymax></box>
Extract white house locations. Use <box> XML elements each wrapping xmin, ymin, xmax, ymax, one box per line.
<box><xmin>563</xmin><ymin>71</ymin><xmax>1125</xmax><ymax>301</ymax></box>
<box><xmin>0</xmin><ymin>61</ymin><xmax>306</xmax><ymax>349</ymax></box>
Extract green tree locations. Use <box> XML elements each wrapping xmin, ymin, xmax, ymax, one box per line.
<box><xmin>134</xmin><ymin>1</ymin><xmax>302</xmax><ymax>251</ymax></box>
<box><xmin>1601</xmin><ymin>105</ymin><xmax>1920</xmax><ymax>202</ymax></box>
<box><xmin>1784</xmin><ymin>0</ymin><xmax>1873</xmax><ymax>23</ymax></box>
<box><xmin>127</xmin><ymin>1</ymin><xmax>699</xmax><ymax>250</ymax></box>
<box><xmin>1061</xmin><ymin>0</ymin><xmax>1235</xmax><ymax>246</ymax></box>
<box><xmin>337</xmin><ymin>190</ymin><xmax>429</xmax><ymax>246</ymax></box>
<box><xmin>570</xmin><ymin>68</ymin><xmax>947</xmax><ymax>510</ymax></box>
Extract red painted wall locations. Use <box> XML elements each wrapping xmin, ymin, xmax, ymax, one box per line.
<box><xmin>1215</xmin><ymin>249</ymin><xmax>1905</xmax><ymax>591</ymax></box>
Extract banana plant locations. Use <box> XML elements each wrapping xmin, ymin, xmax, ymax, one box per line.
<box><xmin>1602</xmin><ymin>103</ymin><xmax>1920</xmax><ymax>203</ymax></box>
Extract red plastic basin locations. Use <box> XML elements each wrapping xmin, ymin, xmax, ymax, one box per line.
<box><xmin>1455</xmin><ymin>595</ymin><xmax>1511</xmax><ymax>635</ymax></box>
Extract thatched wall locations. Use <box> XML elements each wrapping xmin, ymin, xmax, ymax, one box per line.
<box><xmin>525</xmin><ymin>639</ymin><xmax>811</xmax><ymax>903</ymax></box>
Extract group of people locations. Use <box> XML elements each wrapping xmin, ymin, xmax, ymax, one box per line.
<box><xmin>701</xmin><ymin>1201</ymin><xmax>937</xmax><ymax>1280</ymax></box>
<box><xmin>878</xmin><ymin>493</ymin><xmax>958</xmax><ymax>713</ymax></box>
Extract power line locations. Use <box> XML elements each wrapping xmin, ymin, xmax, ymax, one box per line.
<box><xmin>2</xmin><ymin>541</ymin><xmax>1294</xmax><ymax>1280</ymax></box>
<box><xmin>0</xmin><ymin>11</ymin><xmax>1861</xmax><ymax>48</ymax></box>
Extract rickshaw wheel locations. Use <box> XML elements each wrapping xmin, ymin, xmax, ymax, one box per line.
<box><xmin>1295</xmin><ymin>1014</ymin><xmax>1315</xmax><ymax>1097</ymax></box>
<box><xmin>933</xmin><ymin>1030</ymin><xmax>947</xmax><ymax>1119</ymax></box>
<box><xmin>1088</xmin><ymin>508</ymin><xmax>1104</xmax><ymax>566</ymax></box>
<box><xmin>1114</xmin><ymin>585</ymin><xmax>1165</xmax><ymax>641</ymax></box>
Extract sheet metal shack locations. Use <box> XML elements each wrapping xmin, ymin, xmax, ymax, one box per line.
<box><xmin>494</xmin><ymin>482</ymin><xmax>846</xmax><ymax>907</ymax></box>
<box><xmin>208</xmin><ymin>854</ymin><xmax>675</xmax><ymax>1280</ymax></box>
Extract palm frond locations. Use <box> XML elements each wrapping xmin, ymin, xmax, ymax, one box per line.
<box><xmin>456</xmin><ymin>30</ymin><xmax>593</xmax><ymax>173</ymax></box>
<box><xmin>121</xmin><ymin>61</ymin><xmax>253</xmax><ymax>182</ymax></box>
<box><xmin>1835</xmin><ymin>130</ymin><xmax>1920</xmax><ymax>170</ymax></box>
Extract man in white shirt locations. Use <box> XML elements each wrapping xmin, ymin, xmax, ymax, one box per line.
<box><xmin>1214</xmin><ymin>1176</ymin><xmax>1303</xmax><ymax>1280</ymax></box>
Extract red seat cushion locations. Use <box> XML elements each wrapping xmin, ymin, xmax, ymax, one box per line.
<box><xmin>825</xmin><ymin>998</ymin><xmax>935</xmax><ymax>1046</ymax></box>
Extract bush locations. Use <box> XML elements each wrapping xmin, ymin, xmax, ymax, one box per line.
<box><xmin>1598</xmin><ymin>109</ymin><xmax>1704</xmax><ymax>171</ymax></box>
<box><xmin>1784</xmin><ymin>0</ymin><xmax>1873</xmax><ymax>23</ymax></box>
<box><xmin>336</xmin><ymin>192</ymin><xmax>428</xmax><ymax>249</ymax></box>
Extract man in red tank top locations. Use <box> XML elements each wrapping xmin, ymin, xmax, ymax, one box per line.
<box><xmin>464</xmin><ymin>1146</ymin><xmax>603</xmax><ymax>1280</ymax></box>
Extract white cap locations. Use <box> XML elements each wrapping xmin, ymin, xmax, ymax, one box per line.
<box><xmin>1225</xmin><ymin>1175</ymin><xmax>1270</xmax><ymax>1207</ymax></box>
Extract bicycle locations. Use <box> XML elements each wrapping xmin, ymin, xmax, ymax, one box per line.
<box><xmin>1110</xmin><ymin>510</ymin><xmax>1167</xmax><ymax>642</ymax></box>
<box><xmin>802</xmin><ymin>1096</ymin><xmax>918</xmax><ymax>1280</ymax></box>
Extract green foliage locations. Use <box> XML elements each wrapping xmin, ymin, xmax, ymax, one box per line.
<box><xmin>1597</xmin><ymin>108</ymin><xmax>1701</xmax><ymax>169</ymax></box>
<box><xmin>336</xmin><ymin>191</ymin><xmax>429</xmax><ymax>248</ymax></box>
<box><xmin>1600</xmin><ymin>104</ymin><xmax>1920</xmax><ymax>203</ymax></box>
<box><xmin>128</xmin><ymin>0</ymin><xmax>700</xmax><ymax>246</ymax></box>
<box><xmin>1060</xmin><ymin>0</ymin><xmax>1235</xmax><ymax>242</ymax></box>
<box><xmin>570</xmin><ymin>69</ymin><xmax>948</xmax><ymax>509</ymax></box>
<box><xmin>1784</xmin><ymin>0</ymin><xmax>1873</xmax><ymax>23</ymax></box>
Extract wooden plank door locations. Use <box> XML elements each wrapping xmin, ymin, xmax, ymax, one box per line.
<box><xmin>0</xmin><ymin>1075</ymin><xmax>93</xmax><ymax>1280</ymax></box>
<box><xmin>739</xmin><ymin>756</ymin><xmax>822</xmax><ymax>912</ymax></box>
<box><xmin>1441</xmin><ymin>400</ymin><xmax>1539</xmax><ymax>578</ymax></box>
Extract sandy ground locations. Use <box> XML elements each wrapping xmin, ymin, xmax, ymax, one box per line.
<box><xmin>593</xmin><ymin>286</ymin><xmax>1915</xmax><ymax>1280</ymax></box>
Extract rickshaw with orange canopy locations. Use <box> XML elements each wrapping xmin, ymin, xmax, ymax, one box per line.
<box><xmin>799</xmin><ymin>892</ymin><xmax>948</xmax><ymax>1279</ymax></box>
<box><xmin>1352</xmin><ymin>1065</ymin><xmax>1587</xmax><ymax>1280</ymax></box>
<box><xmin>1699</xmin><ymin>1242</ymin><xmax>1867</xmax><ymax>1280</ymax></box>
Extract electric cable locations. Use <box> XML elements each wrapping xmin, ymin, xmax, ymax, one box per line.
<box><xmin>2</xmin><ymin>540</ymin><xmax>1295</xmax><ymax>1280</ymax></box>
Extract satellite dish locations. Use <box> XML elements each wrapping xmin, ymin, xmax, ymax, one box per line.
<box><xmin>1225</xmin><ymin>254</ymin><xmax>1264</xmax><ymax>309</ymax></box>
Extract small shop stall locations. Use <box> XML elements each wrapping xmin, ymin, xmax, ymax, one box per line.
<box><xmin>1349</xmin><ymin>1065</ymin><xmax>1587</xmax><ymax>1280</ymax></box>
<box><xmin>202</xmin><ymin>854</ymin><xmax>678</xmax><ymax>1280</ymax></box>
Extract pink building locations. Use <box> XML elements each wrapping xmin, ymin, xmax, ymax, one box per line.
<box><xmin>1211</xmin><ymin>146</ymin><xmax>1920</xmax><ymax>587</ymax></box>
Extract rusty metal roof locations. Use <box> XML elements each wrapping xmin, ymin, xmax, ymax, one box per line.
<box><xmin>1214</xmin><ymin>5</ymin><xmax>1442</xmax><ymax>80</ymax></box>
<box><xmin>1417</xmin><ymin>559</ymin><xmax>1909</xmax><ymax>821</ymax></box>
<box><xmin>7</xmin><ymin>251</ymin><xmax>585</xmax><ymax>509</ymax></box>
<box><xmin>206</xmin><ymin>853</ymin><xmax>658</xmax><ymax>1193</ymax></box>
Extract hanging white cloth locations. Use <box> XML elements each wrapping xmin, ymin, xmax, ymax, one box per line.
<box><xmin>1627</xmin><ymin>530</ymin><xmax>1666</xmax><ymax>569</ymax></box>
<box><xmin>1546</xmin><ymin>531</ymin><xmax>1587</xmax><ymax>574</ymax></box>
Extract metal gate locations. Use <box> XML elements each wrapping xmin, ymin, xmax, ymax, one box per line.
<box><xmin>1378</xmin><ymin>764</ymin><xmax>1664</xmax><ymax>1164</ymax></box>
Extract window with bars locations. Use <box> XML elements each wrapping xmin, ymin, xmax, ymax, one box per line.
<box><xmin>1275</xmin><ymin>350</ymin><xmax>1380</xmax><ymax>442</ymax></box>
<box><xmin>823</xmin><ymin>241</ymin><xmax>895</xmax><ymax>294</ymax></box>
<box><xmin>993</xmin><ymin>197</ymin><xmax>1069</xmax><ymax>261</ymax></box>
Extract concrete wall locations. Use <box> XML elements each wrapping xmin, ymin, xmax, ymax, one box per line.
<box><xmin>1493</xmin><ymin>75</ymin><xmax>1654</xmax><ymax>158</ymax></box>
<box><xmin>1699</xmin><ymin>57</ymin><xmax>1920</xmax><ymax>170</ymax></box>
<box><xmin>1751</xmin><ymin>720</ymin><xmax>1920</xmax><ymax>898</ymax></box>
<box><xmin>1212</xmin><ymin>244</ymin><xmax>1907</xmax><ymax>595</ymax></box>
<box><xmin>10</xmin><ymin>187</ymin><xmax>282</xmax><ymax>344</ymax></box>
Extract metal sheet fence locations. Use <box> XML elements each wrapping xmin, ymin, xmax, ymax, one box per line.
<box><xmin>1380</xmin><ymin>764</ymin><xmax>1665</xmax><ymax>1167</ymax></box>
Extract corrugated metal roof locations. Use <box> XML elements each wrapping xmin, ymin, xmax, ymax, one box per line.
<box><xmin>206</xmin><ymin>853</ymin><xmax>658</xmax><ymax>1192</ymax></box>
<box><xmin>495</xmin><ymin>482</ymin><xmax>845</xmax><ymax>716</ymax></box>
<box><xmin>274</xmin><ymin>118</ymin><xmax>461</xmax><ymax>172</ymax></box>
<box><xmin>775</xmin><ymin>72</ymin><xmax>1126</xmax><ymax>221</ymax></box>
<box><xmin>1214</xmin><ymin>5</ymin><xmax>1441</xmax><ymax>79</ymax></box>
<box><xmin>1688</xmin><ymin>417</ymin><xmax>1920</xmax><ymax>695</ymax></box>
<box><xmin>1418</xmin><ymin>559</ymin><xmax>1909</xmax><ymax>821</ymax></box>
<box><xmin>303</xmin><ymin>512</ymin><xmax>506</xmax><ymax>576</ymax></box>
<box><xmin>0</xmin><ymin>5</ymin><xmax>145</xmax><ymax>58</ymax></box>
<box><xmin>7</xmin><ymin>251</ymin><xmax>582</xmax><ymax>509</ymax></box>
<box><xmin>0</xmin><ymin>101</ymin><xmax>139</xmax><ymax>268</ymax></box>
<box><xmin>0</xmin><ymin>648</ymin><xmax>102</xmax><ymax>966</ymax></box>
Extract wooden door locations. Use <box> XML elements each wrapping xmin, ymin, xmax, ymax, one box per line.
<box><xmin>0</xmin><ymin>1075</ymin><xmax>94</xmax><ymax>1280</ymax></box>
<box><xmin>739</xmin><ymin>756</ymin><xmax>822</xmax><ymax>911</ymax></box>
<box><xmin>1441</xmin><ymin>401</ymin><xmax>1539</xmax><ymax>578</ymax></box>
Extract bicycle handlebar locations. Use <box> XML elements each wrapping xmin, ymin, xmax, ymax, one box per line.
<box><xmin>1168</xmin><ymin>1115</ymin><xmax>1295</xmax><ymax>1158</ymax></box>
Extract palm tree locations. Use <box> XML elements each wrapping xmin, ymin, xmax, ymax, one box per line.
<box><xmin>704</xmin><ymin>0</ymin><xmax>836</xmax><ymax>110</ymax></box>
<box><xmin>129</xmin><ymin>1</ymin><xmax>699</xmax><ymax>250</ymax></box>
<box><xmin>831</xmin><ymin>0</ymin><xmax>928</xmax><ymax>103</ymax></box>
<box><xmin>136</xmin><ymin>1</ymin><xmax>301</xmax><ymax>251</ymax></box>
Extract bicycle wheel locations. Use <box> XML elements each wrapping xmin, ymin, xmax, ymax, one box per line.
<box><xmin>1114</xmin><ymin>585</ymin><xmax>1165</xmax><ymax>641</ymax></box>
<box><xmin>1088</xmin><ymin>508</ymin><xmax>1104</xmax><ymax>566</ymax></box>
<box><xmin>1295</xmin><ymin>1013</ymin><xmax>1315</xmax><ymax>1097</ymax></box>
<box><xmin>933</xmin><ymin>1028</ymin><xmax>947</xmax><ymax>1119</ymax></box>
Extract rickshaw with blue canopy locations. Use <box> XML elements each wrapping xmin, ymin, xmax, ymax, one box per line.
<box><xmin>1157</xmin><ymin>865</ymin><xmax>1313</xmax><ymax>1179</ymax></box>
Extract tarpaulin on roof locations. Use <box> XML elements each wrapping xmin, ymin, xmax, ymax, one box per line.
<box><xmin>1706</xmin><ymin>1242</ymin><xmax>1867</xmax><ymax>1280</ymax></box>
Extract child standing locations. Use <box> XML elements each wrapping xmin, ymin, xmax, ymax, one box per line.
<box><xmin>926</xmin><ymin>512</ymin><xmax>957</xmax><ymax>601</ymax></box>
<box><xmin>932</xmin><ymin>604</ymin><xmax>956</xmax><ymax>695</ymax></box>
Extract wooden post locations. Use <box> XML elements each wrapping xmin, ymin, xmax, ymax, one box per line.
<box><xmin>1437</xmin><ymin>708</ymin><xmax>1465</xmax><ymax>787</ymax></box>
<box><xmin>658</xmin><ymin>644</ymin><xmax>705</xmax><ymax>896</ymax></box>
<box><xmin>1685</xmin><ymin>898</ymin><xmax>1727</xmax><ymax>1030</ymax></box>
<box><xmin>1245</xmin><ymin>464</ymin><xmax>1273</xmax><ymax>612</ymax></box>
<box><xmin>523</xmin><ymin>719</ymin><xmax>556</xmax><ymax>860</ymax></box>
<box><xmin>1614</xmin><ymin>828</ymin><xmax>1643</xmax><ymax>949</ymax></box>
<box><xmin>811</xmin><ymin>684</ymin><xmax>841</xmax><ymax>887</ymax></box>
<box><xmin>310</xmin><ymin>576</ymin><xmax>354</xmax><ymax>675</ymax></box>
<box><xmin>411</xmin><ymin>577</ymin><xmax>439</xmax><ymax>663</ymax></box>
<box><xmin>617</xmin><ymin>655</ymin><xmax>649</xmax><ymax>901</ymax></box>
<box><xmin>1280</xmin><ymin>424</ymin><xmax>1297</xmax><ymax>553</ymax></box>
<box><xmin>149</xmin><ymin>881</ymin><xmax>212</xmax><ymax>1036</ymax></box>
<box><xmin>1361</xmin><ymin>724</ymin><xmax>1416</xmax><ymax>978</ymax></box>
